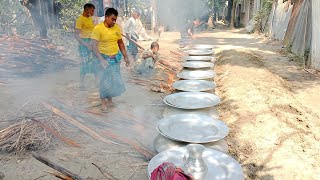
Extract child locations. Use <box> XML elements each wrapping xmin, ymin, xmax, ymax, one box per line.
<box><xmin>134</xmin><ymin>42</ymin><xmax>159</xmax><ymax>76</ymax></box>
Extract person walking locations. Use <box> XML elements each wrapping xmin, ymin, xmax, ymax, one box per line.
<box><xmin>124</xmin><ymin>11</ymin><xmax>140</xmax><ymax>60</ymax></box>
<box><xmin>91</xmin><ymin>8</ymin><xmax>130</xmax><ymax>111</ymax></box>
<box><xmin>75</xmin><ymin>3</ymin><xmax>97</xmax><ymax>90</ymax></box>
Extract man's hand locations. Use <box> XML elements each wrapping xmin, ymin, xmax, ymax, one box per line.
<box><xmin>86</xmin><ymin>43</ymin><xmax>93</xmax><ymax>50</ymax></box>
<box><xmin>124</xmin><ymin>57</ymin><xmax>130</xmax><ymax>67</ymax></box>
<box><xmin>152</xmin><ymin>54</ymin><xmax>157</xmax><ymax>59</ymax></box>
<box><xmin>100</xmin><ymin>59</ymin><xmax>108</xmax><ymax>69</ymax></box>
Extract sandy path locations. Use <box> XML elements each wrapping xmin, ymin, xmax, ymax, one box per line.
<box><xmin>1</xmin><ymin>29</ymin><xmax>319</xmax><ymax>179</ymax></box>
<box><xmin>194</xmin><ymin>29</ymin><xmax>320</xmax><ymax>179</ymax></box>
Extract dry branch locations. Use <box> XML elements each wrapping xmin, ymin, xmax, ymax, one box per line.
<box><xmin>84</xmin><ymin>110</ymin><xmax>104</xmax><ymax>117</ymax></box>
<box><xmin>42</xmin><ymin>102</ymin><xmax>126</xmax><ymax>147</ymax></box>
<box><xmin>31</xmin><ymin>118</ymin><xmax>81</xmax><ymax>148</ymax></box>
<box><xmin>127</xmin><ymin>165</ymin><xmax>140</xmax><ymax>180</ymax></box>
<box><xmin>170</xmin><ymin>50</ymin><xmax>183</xmax><ymax>57</ymax></box>
<box><xmin>102</xmin><ymin>131</ymin><xmax>154</xmax><ymax>161</ymax></box>
<box><xmin>32</xmin><ymin>153</ymin><xmax>84</xmax><ymax>180</ymax></box>
<box><xmin>0</xmin><ymin>119</ymin><xmax>54</xmax><ymax>153</ymax></box>
<box><xmin>92</xmin><ymin>163</ymin><xmax>119</xmax><ymax>180</ymax></box>
<box><xmin>46</xmin><ymin>171</ymin><xmax>73</xmax><ymax>180</ymax></box>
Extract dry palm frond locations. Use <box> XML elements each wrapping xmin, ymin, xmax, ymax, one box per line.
<box><xmin>0</xmin><ymin>103</ymin><xmax>66</xmax><ymax>155</ymax></box>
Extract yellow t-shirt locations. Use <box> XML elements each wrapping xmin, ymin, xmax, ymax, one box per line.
<box><xmin>91</xmin><ymin>23</ymin><xmax>122</xmax><ymax>56</ymax></box>
<box><xmin>75</xmin><ymin>15</ymin><xmax>95</xmax><ymax>38</ymax></box>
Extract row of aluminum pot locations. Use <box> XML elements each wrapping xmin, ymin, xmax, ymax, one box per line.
<box><xmin>147</xmin><ymin>45</ymin><xmax>244</xmax><ymax>180</ymax></box>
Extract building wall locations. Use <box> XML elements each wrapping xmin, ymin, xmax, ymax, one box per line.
<box><xmin>290</xmin><ymin>0</ymin><xmax>311</xmax><ymax>57</ymax></box>
<box><xmin>268</xmin><ymin>1</ymin><xmax>293</xmax><ymax>40</ymax></box>
<box><xmin>283</xmin><ymin>0</ymin><xmax>304</xmax><ymax>46</ymax></box>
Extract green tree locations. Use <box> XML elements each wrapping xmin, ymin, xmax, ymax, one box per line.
<box><xmin>254</xmin><ymin>0</ymin><xmax>274</xmax><ymax>32</ymax></box>
<box><xmin>208</xmin><ymin>0</ymin><xmax>225</xmax><ymax>21</ymax></box>
<box><xmin>56</xmin><ymin>0</ymin><xmax>86</xmax><ymax>31</ymax></box>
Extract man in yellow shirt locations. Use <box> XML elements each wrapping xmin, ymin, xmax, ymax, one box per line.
<box><xmin>91</xmin><ymin>8</ymin><xmax>130</xmax><ymax>111</ymax></box>
<box><xmin>75</xmin><ymin>3</ymin><xmax>96</xmax><ymax>90</ymax></box>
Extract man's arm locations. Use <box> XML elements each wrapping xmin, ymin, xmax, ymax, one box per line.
<box><xmin>186</xmin><ymin>23</ymin><xmax>195</xmax><ymax>39</ymax></box>
<box><xmin>74</xmin><ymin>18</ymin><xmax>91</xmax><ymax>48</ymax></box>
<box><xmin>92</xmin><ymin>40</ymin><xmax>104</xmax><ymax>62</ymax></box>
<box><xmin>187</xmin><ymin>29</ymin><xmax>193</xmax><ymax>36</ymax></box>
<box><xmin>118</xmin><ymin>39</ymin><xmax>130</xmax><ymax>66</ymax></box>
<box><xmin>124</xmin><ymin>18</ymin><xmax>132</xmax><ymax>34</ymax></box>
<box><xmin>142</xmin><ymin>52</ymin><xmax>153</xmax><ymax>59</ymax></box>
<box><xmin>187</xmin><ymin>28</ymin><xmax>195</xmax><ymax>39</ymax></box>
<box><xmin>75</xmin><ymin>29</ymin><xmax>91</xmax><ymax>49</ymax></box>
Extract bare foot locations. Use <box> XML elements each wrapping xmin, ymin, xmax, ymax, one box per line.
<box><xmin>101</xmin><ymin>106</ymin><xmax>108</xmax><ymax>112</ymax></box>
<box><xmin>101</xmin><ymin>99</ymin><xmax>107</xmax><ymax>111</ymax></box>
<box><xmin>106</xmin><ymin>98</ymin><xmax>113</xmax><ymax>106</ymax></box>
<box><xmin>106</xmin><ymin>102</ymin><xmax>116</xmax><ymax>107</ymax></box>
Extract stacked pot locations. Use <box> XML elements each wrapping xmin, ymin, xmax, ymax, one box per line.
<box><xmin>147</xmin><ymin>45</ymin><xmax>244</xmax><ymax>180</ymax></box>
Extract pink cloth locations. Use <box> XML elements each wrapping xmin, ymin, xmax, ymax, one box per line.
<box><xmin>151</xmin><ymin>162</ymin><xmax>194</xmax><ymax>180</ymax></box>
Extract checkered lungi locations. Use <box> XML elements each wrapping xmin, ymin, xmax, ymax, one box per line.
<box><xmin>98</xmin><ymin>52</ymin><xmax>126</xmax><ymax>99</ymax></box>
<box><xmin>78</xmin><ymin>38</ymin><xmax>97</xmax><ymax>76</ymax></box>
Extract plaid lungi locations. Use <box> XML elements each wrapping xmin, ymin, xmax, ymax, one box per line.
<box><xmin>127</xmin><ymin>35</ymin><xmax>138</xmax><ymax>58</ymax></box>
<box><xmin>99</xmin><ymin>52</ymin><xmax>126</xmax><ymax>99</ymax></box>
<box><xmin>78</xmin><ymin>38</ymin><xmax>97</xmax><ymax>76</ymax></box>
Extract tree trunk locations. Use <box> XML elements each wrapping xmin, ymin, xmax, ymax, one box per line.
<box><xmin>124</xmin><ymin>0</ymin><xmax>129</xmax><ymax>16</ymax></box>
<box><xmin>227</xmin><ymin>0</ymin><xmax>233</xmax><ymax>21</ymax></box>
<box><xmin>222</xmin><ymin>5</ymin><xmax>226</xmax><ymax>22</ymax></box>
<box><xmin>230</xmin><ymin>0</ymin><xmax>236</xmax><ymax>29</ymax></box>
<box><xmin>21</xmin><ymin>0</ymin><xmax>47</xmax><ymax>38</ymax></box>
<box><xmin>215</xmin><ymin>6</ymin><xmax>219</xmax><ymax>22</ymax></box>
<box><xmin>213</xmin><ymin>0</ymin><xmax>219</xmax><ymax>22</ymax></box>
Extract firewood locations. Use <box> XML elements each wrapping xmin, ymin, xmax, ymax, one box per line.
<box><xmin>46</xmin><ymin>171</ymin><xmax>73</xmax><ymax>180</ymax></box>
<box><xmin>32</xmin><ymin>153</ymin><xmax>84</xmax><ymax>180</ymax></box>
<box><xmin>31</xmin><ymin>118</ymin><xmax>81</xmax><ymax>148</ymax></box>
<box><xmin>102</xmin><ymin>131</ymin><xmax>155</xmax><ymax>161</ymax></box>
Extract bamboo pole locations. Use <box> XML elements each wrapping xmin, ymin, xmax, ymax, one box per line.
<box><xmin>121</xmin><ymin>34</ymin><xmax>145</xmax><ymax>50</ymax></box>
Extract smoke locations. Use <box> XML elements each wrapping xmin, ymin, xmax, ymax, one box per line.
<box><xmin>156</xmin><ymin>0</ymin><xmax>210</xmax><ymax>31</ymax></box>
<box><xmin>118</xmin><ymin>0</ymin><xmax>211</xmax><ymax>31</ymax></box>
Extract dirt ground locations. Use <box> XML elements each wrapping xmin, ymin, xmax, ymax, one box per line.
<box><xmin>198</xmin><ymin>29</ymin><xmax>320</xmax><ymax>179</ymax></box>
<box><xmin>1</xmin><ymin>28</ymin><xmax>320</xmax><ymax>180</ymax></box>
